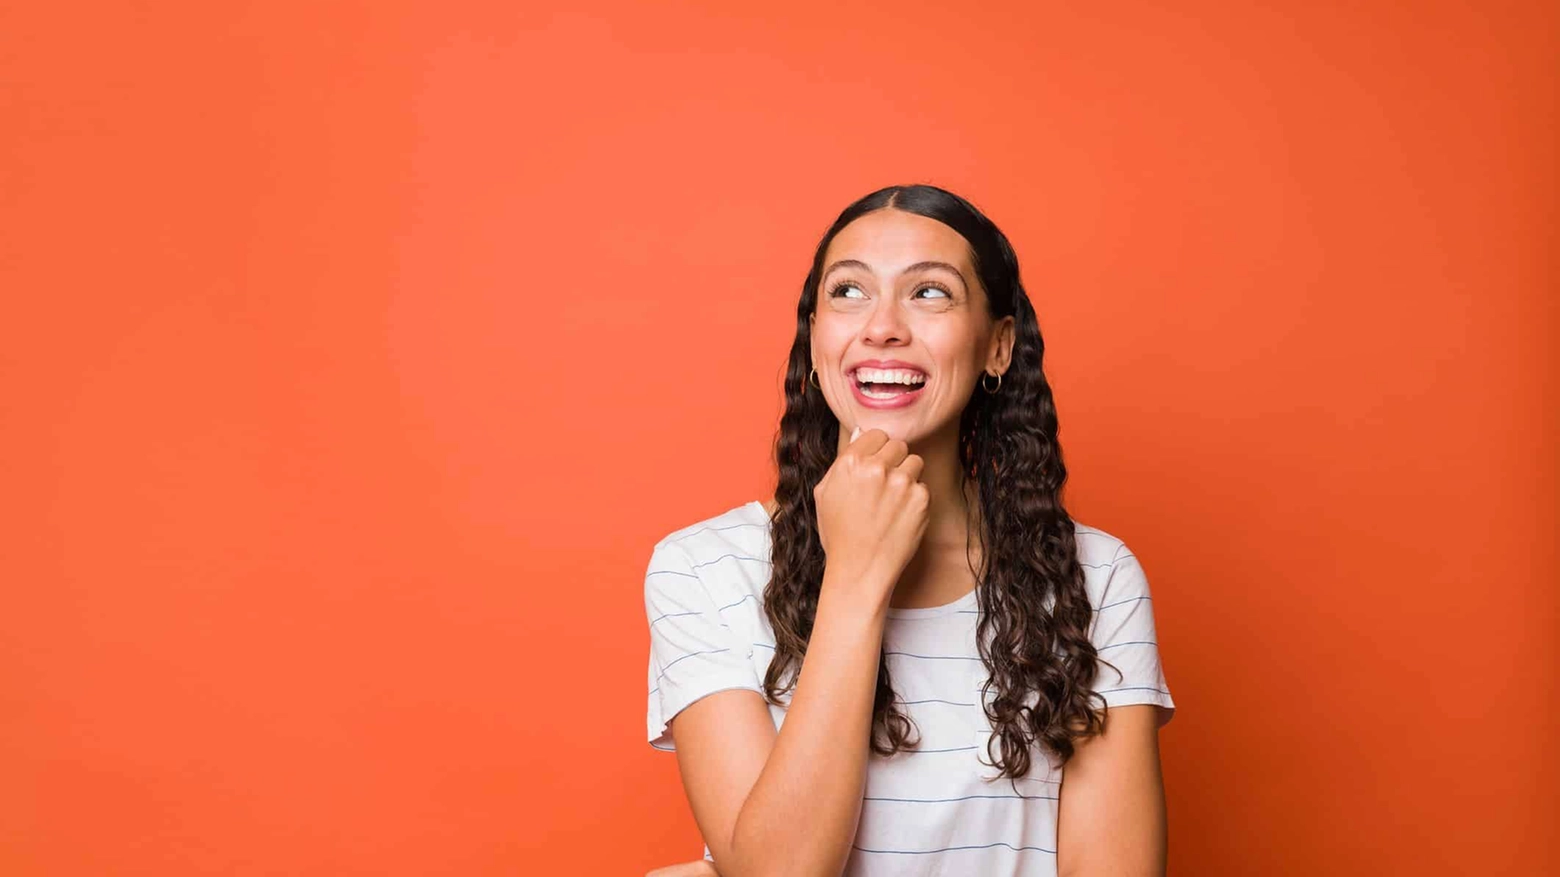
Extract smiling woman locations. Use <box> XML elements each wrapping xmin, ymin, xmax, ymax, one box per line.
<box><xmin>642</xmin><ymin>184</ymin><xmax>1175</xmax><ymax>877</ymax></box>
<box><xmin>809</xmin><ymin>214</ymin><xmax>1004</xmax><ymax>435</ymax></box>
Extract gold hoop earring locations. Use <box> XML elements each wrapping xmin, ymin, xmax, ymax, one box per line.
<box><xmin>982</xmin><ymin>371</ymin><xmax>1003</xmax><ymax>393</ymax></box>
<box><xmin>808</xmin><ymin>367</ymin><xmax>821</xmax><ymax>390</ymax></box>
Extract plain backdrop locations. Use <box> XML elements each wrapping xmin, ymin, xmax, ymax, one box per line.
<box><xmin>1</xmin><ymin>1</ymin><xmax>1555</xmax><ymax>874</ymax></box>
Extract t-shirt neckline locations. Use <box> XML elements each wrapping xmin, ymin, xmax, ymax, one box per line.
<box><xmin>745</xmin><ymin>499</ymin><xmax>979</xmax><ymax>620</ymax></box>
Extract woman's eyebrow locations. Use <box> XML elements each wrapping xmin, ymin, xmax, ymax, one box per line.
<box><xmin>822</xmin><ymin>259</ymin><xmax>968</xmax><ymax>287</ymax></box>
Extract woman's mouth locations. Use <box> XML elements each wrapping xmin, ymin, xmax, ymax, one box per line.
<box><xmin>849</xmin><ymin>366</ymin><xmax>928</xmax><ymax>409</ymax></box>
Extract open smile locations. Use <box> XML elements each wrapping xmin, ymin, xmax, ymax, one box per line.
<box><xmin>847</xmin><ymin>364</ymin><xmax>928</xmax><ymax>410</ymax></box>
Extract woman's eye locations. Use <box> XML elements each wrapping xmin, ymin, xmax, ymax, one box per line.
<box><xmin>828</xmin><ymin>283</ymin><xmax>948</xmax><ymax>300</ymax></box>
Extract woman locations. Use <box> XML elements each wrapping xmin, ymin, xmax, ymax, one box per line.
<box><xmin>643</xmin><ymin>183</ymin><xmax>1176</xmax><ymax>876</ymax></box>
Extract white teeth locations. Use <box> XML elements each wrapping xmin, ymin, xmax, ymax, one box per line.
<box><xmin>853</xmin><ymin>367</ymin><xmax>927</xmax><ymax>385</ymax></box>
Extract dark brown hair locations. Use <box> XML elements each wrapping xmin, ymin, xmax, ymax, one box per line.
<box><xmin>759</xmin><ymin>183</ymin><xmax>1121</xmax><ymax>778</ymax></box>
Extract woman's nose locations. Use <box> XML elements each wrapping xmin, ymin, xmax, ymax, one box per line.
<box><xmin>862</xmin><ymin>296</ymin><xmax>909</xmax><ymax>344</ymax></box>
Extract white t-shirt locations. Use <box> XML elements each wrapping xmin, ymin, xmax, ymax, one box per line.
<box><xmin>643</xmin><ymin>499</ymin><xmax>1176</xmax><ymax>875</ymax></box>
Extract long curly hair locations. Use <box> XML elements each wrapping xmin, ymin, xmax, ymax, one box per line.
<box><xmin>759</xmin><ymin>183</ymin><xmax>1120</xmax><ymax>779</ymax></box>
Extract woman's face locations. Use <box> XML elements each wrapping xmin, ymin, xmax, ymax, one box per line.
<box><xmin>810</xmin><ymin>208</ymin><xmax>1014</xmax><ymax>446</ymax></box>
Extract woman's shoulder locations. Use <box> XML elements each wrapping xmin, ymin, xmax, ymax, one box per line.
<box><xmin>653</xmin><ymin>499</ymin><xmax>770</xmax><ymax>554</ymax></box>
<box><xmin>1070</xmin><ymin>519</ymin><xmax>1129</xmax><ymax>561</ymax></box>
<box><xmin>650</xmin><ymin>500</ymin><xmax>773</xmax><ymax>601</ymax></box>
<box><xmin>1069</xmin><ymin>519</ymin><xmax>1152</xmax><ymax>607</ymax></box>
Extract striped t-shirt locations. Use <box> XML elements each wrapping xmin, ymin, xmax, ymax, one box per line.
<box><xmin>643</xmin><ymin>499</ymin><xmax>1176</xmax><ymax>875</ymax></box>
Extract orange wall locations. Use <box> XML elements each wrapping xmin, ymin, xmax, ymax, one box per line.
<box><xmin>2</xmin><ymin>1</ymin><xmax>1554</xmax><ymax>874</ymax></box>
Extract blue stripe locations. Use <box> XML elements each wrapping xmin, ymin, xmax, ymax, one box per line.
<box><xmin>650</xmin><ymin>639</ymin><xmax>779</xmax><ymax>693</ymax></box>
<box><xmin>683</xmin><ymin>586</ymin><xmax>1148</xmax><ymax>621</ymax></box>
<box><xmin>1097</xmin><ymin>595</ymin><xmax>1151</xmax><ymax>611</ymax></box>
<box><xmin>1098</xmin><ymin>640</ymin><xmax>1157</xmax><ymax>651</ymax></box>
<box><xmin>648</xmin><ymin>592</ymin><xmax>758</xmax><ymax>625</ymax></box>
<box><xmin>1085</xmin><ymin>551</ymin><xmax>1138</xmax><ymax>570</ymax></box>
<box><xmin>900</xmin><ymin>745</ymin><xmax>978</xmax><ymax>754</ymax></box>
<box><xmin>646</xmin><ymin>569</ymin><xmax>698</xmax><ymax>580</ymax></box>
<box><xmin>648</xmin><ymin>609</ymin><xmax>700</xmax><ymax>626</ymax></box>
<box><xmin>718</xmin><ymin>593</ymin><xmax>759</xmax><ymax>612</ymax></box>
<box><xmin>653</xmin><ymin>647</ymin><xmax>731</xmax><ymax>684</ymax></box>
<box><xmin>901</xmin><ymin>698</ymin><xmax>975</xmax><ymax>707</ymax></box>
<box><xmin>669</xmin><ymin>522</ymin><xmax>766</xmax><ymax>545</ymax></box>
<box><xmin>853</xmin><ymin>840</ymin><xmax>1056</xmax><ymax>856</ymax></box>
<box><xmin>865</xmin><ymin>792</ymin><xmax>1058</xmax><ymax>803</ymax></box>
<box><xmin>692</xmin><ymin>553</ymin><xmax>771</xmax><ymax>570</ymax></box>
<box><xmin>650</xmin><ymin>642</ymin><xmax>771</xmax><ymax>692</ymax></box>
<box><xmin>1099</xmin><ymin>685</ymin><xmax>1171</xmax><ymax>695</ymax></box>
<box><xmin>885</xmin><ymin>651</ymin><xmax>982</xmax><ymax>661</ymax></box>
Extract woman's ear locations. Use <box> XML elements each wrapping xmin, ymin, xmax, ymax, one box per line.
<box><xmin>988</xmin><ymin>316</ymin><xmax>1016</xmax><ymax>373</ymax></box>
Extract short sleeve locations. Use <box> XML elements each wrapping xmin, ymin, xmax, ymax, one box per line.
<box><xmin>1089</xmin><ymin>542</ymin><xmax>1176</xmax><ymax>727</ymax></box>
<box><xmin>644</xmin><ymin>539</ymin><xmax>766</xmax><ymax>751</ymax></box>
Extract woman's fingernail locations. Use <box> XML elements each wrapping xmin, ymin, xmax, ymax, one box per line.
<box><xmin>851</xmin><ymin>427</ymin><xmax>861</xmax><ymax>442</ymax></box>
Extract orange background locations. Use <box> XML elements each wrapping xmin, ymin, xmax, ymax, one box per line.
<box><xmin>2</xmin><ymin>1</ymin><xmax>1555</xmax><ymax>874</ymax></box>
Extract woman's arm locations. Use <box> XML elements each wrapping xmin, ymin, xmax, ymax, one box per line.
<box><xmin>669</xmin><ymin>577</ymin><xmax>889</xmax><ymax>877</ymax></box>
<box><xmin>1054</xmin><ymin>704</ymin><xmax>1169</xmax><ymax>877</ymax></box>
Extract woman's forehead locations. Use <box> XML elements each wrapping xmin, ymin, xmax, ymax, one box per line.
<box><xmin>824</xmin><ymin>209</ymin><xmax>973</xmax><ymax>275</ymax></box>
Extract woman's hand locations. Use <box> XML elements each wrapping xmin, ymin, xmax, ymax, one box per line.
<box><xmin>813</xmin><ymin>426</ymin><xmax>930</xmax><ymax>606</ymax></box>
<box><xmin>645</xmin><ymin>858</ymin><xmax>720</xmax><ymax>877</ymax></box>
